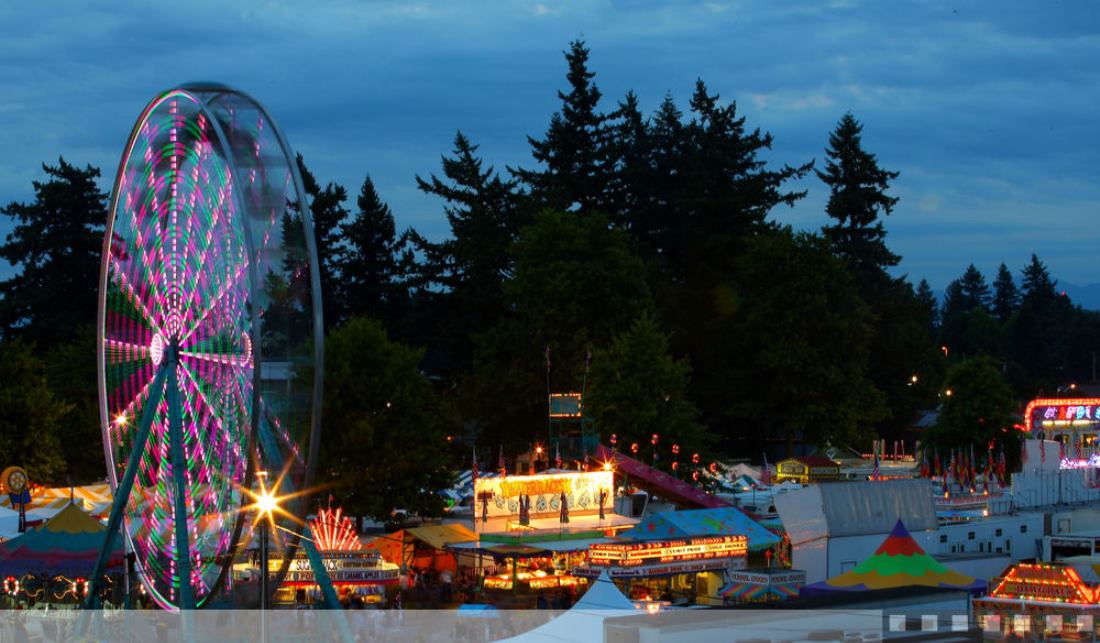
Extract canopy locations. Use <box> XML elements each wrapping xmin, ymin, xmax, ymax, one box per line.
<box><xmin>801</xmin><ymin>520</ymin><xmax>986</xmax><ymax>595</ymax></box>
<box><xmin>0</xmin><ymin>502</ymin><xmax>124</xmax><ymax>577</ymax></box>
<box><xmin>405</xmin><ymin>523</ymin><xmax>477</xmax><ymax>550</ymax></box>
<box><xmin>721</xmin><ymin>581</ymin><xmax>799</xmax><ymax>601</ymax></box>
<box><xmin>620</xmin><ymin>507</ymin><xmax>780</xmax><ymax>551</ymax></box>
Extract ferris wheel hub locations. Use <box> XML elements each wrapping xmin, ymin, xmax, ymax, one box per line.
<box><xmin>150</xmin><ymin>333</ymin><xmax>165</xmax><ymax>366</ymax></box>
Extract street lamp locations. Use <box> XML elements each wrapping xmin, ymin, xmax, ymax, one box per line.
<box><xmin>247</xmin><ymin>471</ymin><xmax>284</xmax><ymax>611</ymax></box>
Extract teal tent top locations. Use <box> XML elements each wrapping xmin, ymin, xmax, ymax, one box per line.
<box><xmin>620</xmin><ymin>507</ymin><xmax>780</xmax><ymax>551</ymax></box>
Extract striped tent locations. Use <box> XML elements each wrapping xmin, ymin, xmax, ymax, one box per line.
<box><xmin>0</xmin><ymin>503</ymin><xmax>124</xmax><ymax>577</ymax></box>
<box><xmin>801</xmin><ymin>519</ymin><xmax>986</xmax><ymax>595</ymax></box>
<box><xmin>721</xmin><ymin>580</ymin><xmax>799</xmax><ymax>601</ymax></box>
<box><xmin>0</xmin><ymin>484</ymin><xmax>112</xmax><ymax>512</ymax></box>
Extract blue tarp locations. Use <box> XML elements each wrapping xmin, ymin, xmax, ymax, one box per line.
<box><xmin>619</xmin><ymin>507</ymin><xmax>781</xmax><ymax>551</ymax></box>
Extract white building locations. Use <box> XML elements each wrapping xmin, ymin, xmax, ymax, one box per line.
<box><xmin>775</xmin><ymin>479</ymin><xmax>1043</xmax><ymax>585</ymax></box>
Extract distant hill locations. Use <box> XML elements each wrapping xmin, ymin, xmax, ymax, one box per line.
<box><xmin>1059</xmin><ymin>281</ymin><xmax>1100</xmax><ymax>312</ymax></box>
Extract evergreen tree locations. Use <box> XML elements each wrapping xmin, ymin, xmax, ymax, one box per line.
<box><xmin>915</xmin><ymin>278</ymin><xmax>939</xmax><ymax>331</ymax></box>
<box><xmin>339</xmin><ymin>176</ymin><xmax>411</xmax><ymax>325</ymax></box>
<box><xmin>511</xmin><ymin>39</ymin><xmax>610</xmax><ymax>214</ymax></box>
<box><xmin>602</xmin><ymin>91</ymin><xmax>651</xmax><ymax>230</ymax></box>
<box><xmin>416</xmin><ymin>132</ymin><xmax>522</xmax><ymax>366</ymax></box>
<box><xmin>991</xmin><ymin>262</ymin><xmax>1020</xmax><ymax>323</ymax></box>
<box><xmin>296</xmin><ymin>155</ymin><xmax>350</xmax><ymax>328</ymax></box>
<box><xmin>959</xmin><ymin>264</ymin><xmax>992</xmax><ymax>312</ymax></box>
<box><xmin>1021</xmin><ymin>254</ymin><xmax>1057</xmax><ymax>306</ymax></box>
<box><xmin>0</xmin><ymin>159</ymin><xmax>106</xmax><ymax>345</ymax></box>
<box><xmin>817</xmin><ymin>113</ymin><xmax>900</xmax><ymax>281</ymax></box>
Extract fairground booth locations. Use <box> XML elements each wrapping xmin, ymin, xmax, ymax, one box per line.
<box><xmin>575</xmin><ymin>507</ymin><xmax>782</xmax><ymax>606</ymax></box>
<box><xmin>0</xmin><ymin>503</ymin><xmax>125</xmax><ymax>607</ymax></box>
<box><xmin>774</xmin><ymin>456</ymin><xmax>841</xmax><ymax>484</ymax></box>
<box><xmin>237</xmin><ymin>508</ymin><xmax>400</xmax><ymax>606</ymax></box>
<box><xmin>974</xmin><ymin>563</ymin><xmax>1100</xmax><ymax>639</ymax></box>
<box><xmin>446</xmin><ymin>469</ymin><xmax>629</xmax><ymax>606</ymax></box>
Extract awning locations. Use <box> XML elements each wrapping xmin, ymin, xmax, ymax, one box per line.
<box><xmin>720</xmin><ymin>581</ymin><xmax>799</xmax><ymax>600</ymax></box>
<box><xmin>446</xmin><ymin>541</ymin><xmax>550</xmax><ymax>558</ymax></box>
<box><xmin>405</xmin><ymin>523</ymin><xmax>477</xmax><ymax>550</ymax></box>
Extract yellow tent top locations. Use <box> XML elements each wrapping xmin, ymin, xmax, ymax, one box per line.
<box><xmin>44</xmin><ymin>502</ymin><xmax>107</xmax><ymax>535</ymax></box>
<box><xmin>405</xmin><ymin>523</ymin><xmax>477</xmax><ymax>550</ymax></box>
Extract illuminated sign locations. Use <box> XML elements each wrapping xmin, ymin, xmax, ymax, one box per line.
<box><xmin>576</xmin><ymin>557</ymin><xmax>745</xmax><ymax>579</ymax></box>
<box><xmin>266</xmin><ymin>552</ymin><xmax>399</xmax><ymax>585</ymax></box>
<box><xmin>474</xmin><ymin>470</ymin><xmax>613</xmax><ymax>518</ymax></box>
<box><xmin>990</xmin><ymin>564</ymin><xmax>1095</xmax><ymax>604</ymax></box>
<box><xmin>588</xmin><ymin>535</ymin><xmax>747</xmax><ymax>567</ymax></box>
<box><xmin>1025</xmin><ymin>399</ymin><xmax>1100</xmax><ymax>433</ymax></box>
<box><xmin>726</xmin><ymin>570</ymin><xmax>806</xmax><ymax>585</ymax></box>
<box><xmin>483</xmin><ymin>573</ymin><xmax>587</xmax><ymax>591</ymax></box>
<box><xmin>549</xmin><ymin>393</ymin><xmax>583</xmax><ymax>418</ymax></box>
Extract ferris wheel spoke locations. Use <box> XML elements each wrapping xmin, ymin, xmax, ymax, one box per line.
<box><xmin>107</xmin><ymin>261</ymin><xmax>161</xmax><ymax>334</ymax></box>
<box><xmin>178</xmin><ymin>258</ymin><xmax>249</xmax><ymax>345</ymax></box>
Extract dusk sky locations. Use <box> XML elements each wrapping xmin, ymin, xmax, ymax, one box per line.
<box><xmin>1</xmin><ymin>0</ymin><xmax>1096</xmax><ymax>289</ymax></box>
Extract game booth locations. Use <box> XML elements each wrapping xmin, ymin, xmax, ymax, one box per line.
<box><xmin>974</xmin><ymin>563</ymin><xmax>1100</xmax><ymax>639</ymax></box>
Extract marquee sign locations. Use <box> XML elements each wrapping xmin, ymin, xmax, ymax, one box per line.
<box><xmin>1025</xmin><ymin>399</ymin><xmax>1100</xmax><ymax>432</ymax></box>
<box><xmin>576</xmin><ymin>557</ymin><xmax>745</xmax><ymax>579</ymax></box>
<box><xmin>726</xmin><ymin>570</ymin><xmax>806</xmax><ymax>585</ymax></box>
<box><xmin>474</xmin><ymin>470</ymin><xmax>613</xmax><ymax>518</ymax></box>
<box><xmin>588</xmin><ymin>535</ymin><xmax>747</xmax><ymax>567</ymax></box>
<box><xmin>990</xmin><ymin>563</ymin><xmax>1095</xmax><ymax>604</ymax></box>
<box><xmin>267</xmin><ymin>552</ymin><xmax>399</xmax><ymax>586</ymax></box>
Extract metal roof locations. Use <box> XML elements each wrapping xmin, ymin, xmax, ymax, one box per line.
<box><xmin>776</xmin><ymin>479</ymin><xmax>938</xmax><ymax>545</ymax></box>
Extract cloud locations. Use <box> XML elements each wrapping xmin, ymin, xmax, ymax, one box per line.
<box><xmin>0</xmin><ymin>0</ymin><xmax>1096</xmax><ymax>288</ymax></box>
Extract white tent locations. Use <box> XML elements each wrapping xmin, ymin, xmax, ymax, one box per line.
<box><xmin>501</xmin><ymin>570</ymin><xmax>635</xmax><ymax>642</ymax></box>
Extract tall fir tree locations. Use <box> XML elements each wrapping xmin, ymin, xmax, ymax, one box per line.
<box><xmin>915</xmin><ymin>278</ymin><xmax>940</xmax><ymax>332</ymax></box>
<box><xmin>1021</xmin><ymin>254</ymin><xmax>1057</xmax><ymax>306</ymax></box>
<box><xmin>992</xmin><ymin>262</ymin><xmax>1020</xmax><ymax>323</ymax></box>
<box><xmin>416</xmin><ymin>132</ymin><xmax>522</xmax><ymax>367</ymax></box>
<box><xmin>0</xmin><ymin>159</ymin><xmax>106</xmax><ymax>345</ymax></box>
<box><xmin>817</xmin><ymin>113</ymin><xmax>900</xmax><ymax>281</ymax></box>
<box><xmin>959</xmin><ymin>264</ymin><xmax>992</xmax><ymax>312</ymax></box>
<box><xmin>296</xmin><ymin>154</ymin><xmax>350</xmax><ymax>328</ymax></box>
<box><xmin>339</xmin><ymin>176</ymin><xmax>411</xmax><ymax>327</ymax></box>
<box><xmin>511</xmin><ymin>39</ymin><xmax>610</xmax><ymax>214</ymax></box>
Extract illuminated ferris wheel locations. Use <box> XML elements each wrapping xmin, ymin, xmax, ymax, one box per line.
<box><xmin>88</xmin><ymin>84</ymin><xmax>329</xmax><ymax>611</ymax></box>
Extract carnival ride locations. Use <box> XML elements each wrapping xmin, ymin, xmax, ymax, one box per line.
<box><xmin>85</xmin><ymin>84</ymin><xmax>337</xmax><ymax>611</ymax></box>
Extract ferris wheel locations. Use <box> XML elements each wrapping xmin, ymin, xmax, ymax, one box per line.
<box><xmin>87</xmin><ymin>84</ymin><xmax>330</xmax><ymax>611</ymax></box>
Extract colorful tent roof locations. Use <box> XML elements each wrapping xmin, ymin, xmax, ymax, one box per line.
<box><xmin>801</xmin><ymin>520</ymin><xmax>986</xmax><ymax>595</ymax></box>
<box><xmin>620</xmin><ymin>507</ymin><xmax>780</xmax><ymax>551</ymax></box>
<box><xmin>721</xmin><ymin>581</ymin><xmax>800</xmax><ymax>601</ymax></box>
<box><xmin>0</xmin><ymin>502</ymin><xmax>124</xmax><ymax>577</ymax></box>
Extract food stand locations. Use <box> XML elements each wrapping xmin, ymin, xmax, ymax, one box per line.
<box><xmin>974</xmin><ymin>563</ymin><xmax>1100</xmax><ymax>638</ymax></box>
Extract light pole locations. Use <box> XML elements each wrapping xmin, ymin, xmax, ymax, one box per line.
<box><xmin>253</xmin><ymin>471</ymin><xmax>280</xmax><ymax>611</ymax></box>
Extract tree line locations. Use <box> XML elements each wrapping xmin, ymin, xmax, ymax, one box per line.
<box><xmin>2</xmin><ymin>40</ymin><xmax>1098</xmax><ymax>517</ymax></box>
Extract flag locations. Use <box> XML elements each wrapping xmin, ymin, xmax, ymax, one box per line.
<box><xmin>920</xmin><ymin>451</ymin><xmax>930</xmax><ymax>479</ymax></box>
<box><xmin>472</xmin><ymin>446</ymin><xmax>479</xmax><ymax>486</ymax></box>
<box><xmin>871</xmin><ymin>448</ymin><xmax>880</xmax><ymax>481</ymax></box>
<box><xmin>969</xmin><ymin>444</ymin><xmax>977</xmax><ymax>491</ymax></box>
<box><xmin>559</xmin><ymin>491</ymin><xmax>569</xmax><ymax>524</ymax></box>
<box><xmin>761</xmin><ymin>452</ymin><xmax>772</xmax><ymax>486</ymax></box>
<box><xmin>934</xmin><ymin>450</ymin><xmax>941</xmax><ymax>478</ymax></box>
<box><xmin>555</xmin><ymin>442</ymin><xmax>563</xmax><ymax>469</ymax></box>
